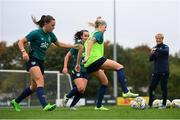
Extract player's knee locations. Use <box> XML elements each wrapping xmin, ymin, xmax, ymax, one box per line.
<box><xmin>36</xmin><ymin>80</ymin><xmax>44</xmax><ymax>87</ymax></box>
<box><xmin>35</xmin><ymin>78</ymin><xmax>44</xmax><ymax>87</ymax></box>
<box><xmin>117</xmin><ymin>64</ymin><xmax>124</xmax><ymax>70</ymax></box>
<box><xmin>77</xmin><ymin>86</ymin><xmax>85</xmax><ymax>93</ymax></box>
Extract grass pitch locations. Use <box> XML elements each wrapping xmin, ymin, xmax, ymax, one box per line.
<box><xmin>0</xmin><ymin>106</ymin><xmax>180</xmax><ymax>119</ymax></box>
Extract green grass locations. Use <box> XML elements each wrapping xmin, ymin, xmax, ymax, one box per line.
<box><xmin>0</xmin><ymin>106</ymin><xmax>180</xmax><ymax>119</ymax></box>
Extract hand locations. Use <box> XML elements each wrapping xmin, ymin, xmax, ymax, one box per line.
<box><xmin>62</xmin><ymin>67</ymin><xmax>68</xmax><ymax>75</ymax></box>
<box><xmin>22</xmin><ymin>52</ymin><xmax>29</xmax><ymax>61</ymax></box>
<box><xmin>151</xmin><ymin>48</ymin><xmax>156</xmax><ymax>54</ymax></box>
<box><xmin>75</xmin><ymin>64</ymin><xmax>80</xmax><ymax>72</ymax></box>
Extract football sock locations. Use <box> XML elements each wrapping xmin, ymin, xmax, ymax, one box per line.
<box><xmin>96</xmin><ymin>85</ymin><xmax>107</xmax><ymax>108</ymax></box>
<box><xmin>15</xmin><ymin>87</ymin><xmax>33</xmax><ymax>103</ymax></box>
<box><xmin>117</xmin><ymin>68</ymin><xmax>128</xmax><ymax>93</ymax></box>
<box><xmin>70</xmin><ymin>91</ymin><xmax>83</xmax><ymax>107</ymax></box>
<box><xmin>67</xmin><ymin>86</ymin><xmax>78</xmax><ymax>98</ymax></box>
<box><xmin>36</xmin><ymin>87</ymin><xmax>47</xmax><ymax>108</ymax></box>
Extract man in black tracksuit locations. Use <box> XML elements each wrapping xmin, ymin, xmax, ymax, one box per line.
<box><xmin>148</xmin><ymin>33</ymin><xmax>169</xmax><ymax>109</ymax></box>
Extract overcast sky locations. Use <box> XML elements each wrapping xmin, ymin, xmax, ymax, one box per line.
<box><xmin>0</xmin><ymin>0</ymin><xmax>179</xmax><ymax>54</ymax></box>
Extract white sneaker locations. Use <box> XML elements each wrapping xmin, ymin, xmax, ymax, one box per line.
<box><xmin>70</xmin><ymin>107</ymin><xmax>78</xmax><ymax>110</ymax></box>
<box><xmin>62</xmin><ymin>94</ymin><xmax>69</xmax><ymax>107</ymax></box>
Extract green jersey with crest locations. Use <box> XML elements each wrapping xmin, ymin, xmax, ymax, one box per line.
<box><xmin>26</xmin><ymin>28</ymin><xmax>57</xmax><ymax>60</ymax></box>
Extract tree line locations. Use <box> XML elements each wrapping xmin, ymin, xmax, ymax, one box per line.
<box><xmin>0</xmin><ymin>41</ymin><xmax>180</xmax><ymax>99</ymax></box>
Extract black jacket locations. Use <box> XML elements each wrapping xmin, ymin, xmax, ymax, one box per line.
<box><xmin>149</xmin><ymin>43</ymin><xmax>169</xmax><ymax>73</ymax></box>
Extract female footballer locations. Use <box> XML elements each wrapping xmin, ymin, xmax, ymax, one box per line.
<box><xmin>11</xmin><ymin>15</ymin><xmax>80</xmax><ymax>111</ymax></box>
<box><xmin>84</xmin><ymin>17</ymin><xmax>139</xmax><ymax>110</ymax></box>
<box><xmin>61</xmin><ymin>30</ymin><xmax>89</xmax><ymax>110</ymax></box>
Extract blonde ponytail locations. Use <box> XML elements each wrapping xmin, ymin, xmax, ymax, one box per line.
<box><xmin>88</xmin><ymin>16</ymin><xmax>106</xmax><ymax>28</ymax></box>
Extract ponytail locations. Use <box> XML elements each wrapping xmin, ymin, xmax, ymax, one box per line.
<box><xmin>31</xmin><ymin>15</ymin><xmax>55</xmax><ymax>28</ymax></box>
<box><xmin>88</xmin><ymin>16</ymin><xmax>106</xmax><ymax>28</ymax></box>
<box><xmin>74</xmin><ymin>30</ymin><xmax>88</xmax><ymax>43</ymax></box>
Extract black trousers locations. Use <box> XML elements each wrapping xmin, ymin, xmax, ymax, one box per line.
<box><xmin>148</xmin><ymin>73</ymin><xmax>169</xmax><ymax>107</ymax></box>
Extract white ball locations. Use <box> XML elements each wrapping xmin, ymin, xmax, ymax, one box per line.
<box><xmin>164</xmin><ymin>99</ymin><xmax>172</xmax><ymax>108</ymax></box>
<box><xmin>130</xmin><ymin>100</ymin><xmax>139</xmax><ymax>109</ymax></box>
<box><xmin>130</xmin><ymin>97</ymin><xmax>146</xmax><ymax>109</ymax></box>
<box><xmin>153</xmin><ymin>99</ymin><xmax>172</xmax><ymax>108</ymax></box>
<box><xmin>172</xmin><ymin>99</ymin><xmax>180</xmax><ymax>108</ymax></box>
<box><xmin>152</xmin><ymin>99</ymin><xmax>161</xmax><ymax>108</ymax></box>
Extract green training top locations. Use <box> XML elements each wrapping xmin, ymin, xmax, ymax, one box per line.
<box><xmin>69</xmin><ymin>39</ymin><xmax>86</xmax><ymax>73</ymax></box>
<box><xmin>84</xmin><ymin>31</ymin><xmax>104</xmax><ymax>67</ymax></box>
<box><xmin>26</xmin><ymin>28</ymin><xmax>57</xmax><ymax>60</ymax></box>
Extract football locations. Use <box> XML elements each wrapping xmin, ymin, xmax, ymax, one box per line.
<box><xmin>172</xmin><ymin>99</ymin><xmax>180</xmax><ymax>108</ymax></box>
<box><xmin>153</xmin><ymin>99</ymin><xmax>172</xmax><ymax>108</ymax></box>
<box><xmin>162</xmin><ymin>99</ymin><xmax>172</xmax><ymax>108</ymax></box>
<box><xmin>152</xmin><ymin>99</ymin><xmax>161</xmax><ymax>108</ymax></box>
<box><xmin>130</xmin><ymin>100</ymin><xmax>139</xmax><ymax>109</ymax></box>
<box><xmin>130</xmin><ymin>97</ymin><xmax>146</xmax><ymax>109</ymax></box>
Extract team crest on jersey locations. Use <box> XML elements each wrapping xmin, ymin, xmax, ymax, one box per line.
<box><xmin>41</xmin><ymin>37</ymin><xmax>45</xmax><ymax>41</ymax></box>
<box><xmin>76</xmin><ymin>73</ymin><xmax>80</xmax><ymax>77</ymax></box>
<box><xmin>31</xmin><ymin>61</ymin><xmax>36</xmax><ymax>65</ymax></box>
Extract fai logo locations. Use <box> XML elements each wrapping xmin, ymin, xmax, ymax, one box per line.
<box><xmin>41</xmin><ymin>37</ymin><xmax>45</xmax><ymax>41</ymax></box>
<box><xmin>40</xmin><ymin>42</ymin><xmax>49</xmax><ymax>49</ymax></box>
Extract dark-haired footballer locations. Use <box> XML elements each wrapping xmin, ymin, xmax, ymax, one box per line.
<box><xmin>11</xmin><ymin>15</ymin><xmax>81</xmax><ymax>111</ymax></box>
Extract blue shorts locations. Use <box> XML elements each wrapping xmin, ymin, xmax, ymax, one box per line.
<box><xmin>26</xmin><ymin>57</ymin><xmax>44</xmax><ymax>74</ymax></box>
<box><xmin>71</xmin><ymin>70</ymin><xmax>88</xmax><ymax>80</ymax></box>
<box><xmin>86</xmin><ymin>57</ymin><xmax>107</xmax><ymax>73</ymax></box>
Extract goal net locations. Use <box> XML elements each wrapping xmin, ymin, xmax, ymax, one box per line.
<box><xmin>0</xmin><ymin>70</ymin><xmax>72</xmax><ymax>107</ymax></box>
